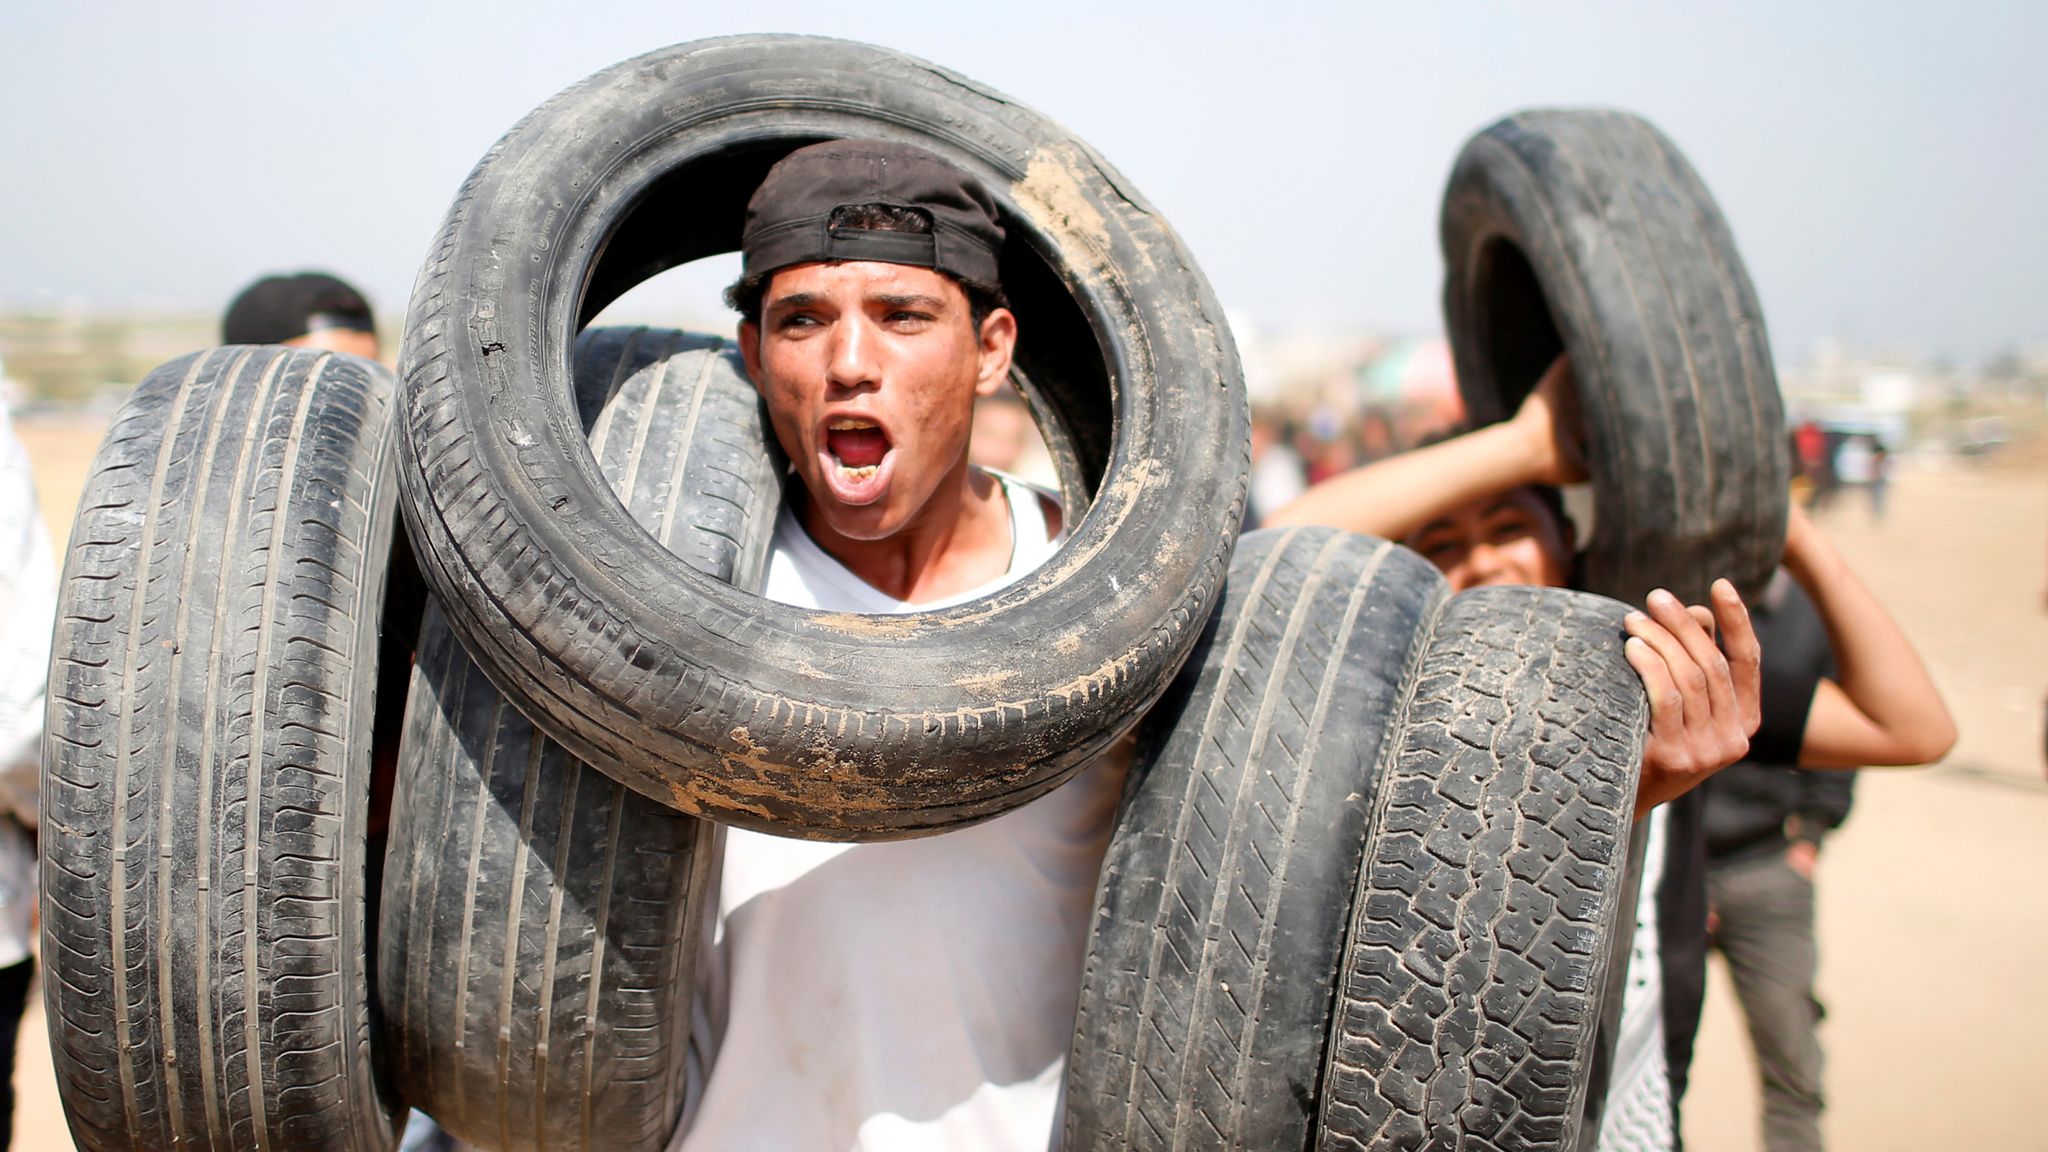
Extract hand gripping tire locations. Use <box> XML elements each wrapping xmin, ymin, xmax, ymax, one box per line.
<box><xmin>1441</xmin><ymin>108</ymin><xmax>1789</xmax><ymax>606</ymax></box>
<box><xmin>378</xmin><ymin>330</ymin><xmax>769</xmax><ymax>1151</ymax></box>
<box><xmin>1316</xmin><ymin>586</ymin><xmax>1649</xmax><ymax>1152</ymax></box>
<box><xmin>1064</xmin><ymin>527</ymin><xmax>1448</xmax><ymax>1151</ymax></box>
<box><xmin>395</xmin><ymin>35</ymin><xmax>1247</xmax><ymax>840</ymax></box>
<box><xmin>43</xmin><ymin>347</ymin><xmax>403</xmax><ymax>1152</ymax></box>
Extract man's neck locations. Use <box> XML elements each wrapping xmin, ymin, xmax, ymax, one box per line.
<box><xmin>799</xmin><ymin>465</ymin><xmax>1014</xmax><ymax>605</ymax></box>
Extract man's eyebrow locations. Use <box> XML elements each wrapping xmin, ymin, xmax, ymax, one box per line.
<box><xmin>873</xmin><ymin>292</ymin><xmax>948</xmax><ymax>310</ymax></box>
<box><xmin>765</xmin><ymin>290</ymin><xmax>822</xmax><ymax>312</ymax></box>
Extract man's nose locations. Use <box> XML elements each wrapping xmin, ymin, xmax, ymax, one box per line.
<box><xmin>1464</xmin><ymin>540</ymin><xmax>1503</xmax><ymax>581</ymax></box>
<box><xmin>825</xmin><ymin>314</ymin><xmax>880</xmax><ymax>393</ymax></box>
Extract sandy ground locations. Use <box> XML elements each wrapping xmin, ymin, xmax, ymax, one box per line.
<box><xmin>8</xmin><ymin>412</ymin><xmax>2045</xmax><ymax>1150</ymax></box>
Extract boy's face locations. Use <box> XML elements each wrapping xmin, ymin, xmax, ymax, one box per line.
<box><xmin>740</xmin><ymin>259</ymin><xmax>1015</xmax><ymax>542</ymax></box>
<box><xmin>1406</xmin><ymin>488</ymin><xmax>1572</xmax><ymax>592</ymax></box>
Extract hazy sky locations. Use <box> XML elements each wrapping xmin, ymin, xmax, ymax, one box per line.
<box><xmin>5</xmin><ymin>2</ymin><xmax>2041</xmax><ymax>362</ymax></box>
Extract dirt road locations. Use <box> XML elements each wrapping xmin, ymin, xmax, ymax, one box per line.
<box><xmin>10</xmin><ymin>412</ymin><xmax>2044</xmax><ymax>1150</ymax></box>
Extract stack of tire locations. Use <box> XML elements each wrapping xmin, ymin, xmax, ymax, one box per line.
<box><xmin>39</xmin><ymin>35</ymin><xmax>1783</xmax><ymax>1152</ymax></box>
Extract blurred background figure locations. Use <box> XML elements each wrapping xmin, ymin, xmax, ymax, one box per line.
<box><xmin>221</xmin><ymin>271</ymin><xmax>381</xmax><ymax>360</ymax></box>
<box><xmin>1247</xmin><ymin>411</ymin><xmax>1306</xmax><ymax>526</ymax></box>
<box><xmin>967</xmin><ymin>385</ymin><xmax>1058</xmax><ymax>489</ymax></box>
<box><xmin>1865</xmin><ymin>439</ymin><xmax>1889</xmax><ymax>523</ymax></box>
<box><xmin>0</xmin><ymin>397</ymin><xmax>55</xmax><ymax>1152</ymax></box>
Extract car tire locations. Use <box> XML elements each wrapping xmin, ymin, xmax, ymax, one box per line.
<box><xmin>1063</xmin><ymin>527</ymin><xmax>1447</xmax><ymax>1151</ymax></box>
<box><xmin>394</xmin><ymin>34</ymin><xmax>1248</xmax><ymax>840</ymax></box>
<box><xmin>377</xmin><ymin>330</ymin><xmax>768</xmax><ymax>1151</ymax></box>
<box><xmin>43</xmin><ymin>346</ymin><xmax>403</xmax><ymax>1152</ymax></box>
<box><xmin>1316</xmin><ymin>585</ymin><xmax>1649</xmax><ymax>1151</ymax></box>
<box><xmin>1441</xmin><ymin>108</ymin><xmax>1789</xmax><ymax>605</ymax></box>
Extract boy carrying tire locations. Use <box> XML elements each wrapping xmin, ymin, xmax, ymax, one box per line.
<box><xmin>1266</xmin><ymin>355</ymin><xmax>1954</xmax><ymax>1151</ymax></box>
<box><xmin>675</xmin><ymin>140</ymin><xmax>1102</xmax><ymax>1152</ymax></box>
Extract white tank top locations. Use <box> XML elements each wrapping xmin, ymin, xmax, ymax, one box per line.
<box><xmin>677</xmin><ymin>471</ymin><xmax>1124</xmax><ymax>1152</ymax></box>
<box><xmin>759</xmin><ymin>471</ymin><xmax>1061</xmax><ymax>612</ymax></box>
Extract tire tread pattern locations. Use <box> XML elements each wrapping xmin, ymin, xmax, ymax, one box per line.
<box><xmin>1316</xmin><ymin>586</ymin><xmax>1648</xmax><ymax>1152</ymax></box>
<box><xmin>1065</xmin><ymin>528</ymin><xmax>1446</xmax><ymax>1150</ymax></box>
<box><xmin>378</xmin><ymin>329</ymin><xmax>770</xmax><ymax>1151</ymax></box>
<box><xmin>43</xmin><ymin>346</ymin><xmax>400</xmax><ymax>1152</ymax></box>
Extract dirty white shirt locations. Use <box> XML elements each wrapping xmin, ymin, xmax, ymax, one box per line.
<box><xmin>0</xmin><ymin>407</ymin><xmax>54</xmax><ymax>970</ymax></box>
<box><xmin>675</xmin><ymin>472</ymin><xmax>1122</xmax><ymax>1152</ymax></box>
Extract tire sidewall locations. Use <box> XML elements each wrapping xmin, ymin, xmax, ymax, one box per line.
<box><xmin>398</xmin><ymin>36</ymin><xmax>1247</xmax><ymax>834</ymax></box>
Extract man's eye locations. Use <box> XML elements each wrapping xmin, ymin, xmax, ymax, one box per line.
<box><xmin>777</xmin><ymin>313</ymin><xmax>820</xmax><ymax>330</ymax></box>
<box><xmin>887</xmin><ymin>311</ymin><xmax>932</xmax><ymax>325</ymax></box>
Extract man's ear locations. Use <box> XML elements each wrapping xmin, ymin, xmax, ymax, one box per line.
<box><xmin>973</xmin><ymin>307</ymin><xmax>1017</xmax><ymax>398</ymax></box>
<box><xmin>737</xmin><ymin>320</ymin><xmax>763</xmax><ymax>388</ymax></box>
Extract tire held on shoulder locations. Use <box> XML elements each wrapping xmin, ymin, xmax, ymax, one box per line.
<box><xmin>393</xmin><ymin>36</ymin><xmax>1249</xmax><ymax>839</ymax></box>
<box><xmin>1441</xmin><ymin>108</ymin><xmax>1789</xmax><ymax>606</ymax></box>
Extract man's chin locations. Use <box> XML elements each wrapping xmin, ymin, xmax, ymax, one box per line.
<box><xmin>805</xmin><ymin>500</ymin><xmax>903</xmax><ymax>544</ymax></box>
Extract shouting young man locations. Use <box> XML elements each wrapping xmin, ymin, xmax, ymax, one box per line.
<box><xmin>676</xmin><ymin>140</ymin><xmax>1099</xmax><ymax>1152</ymax></box>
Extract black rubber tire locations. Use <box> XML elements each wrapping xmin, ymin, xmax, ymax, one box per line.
<box><xmin>395</xmin><ymin>34</ymin><xmax>1248</xmax><ymax>840</ymax></box>
<box><xmin>42</xmin><ymin>347</ymin><xmax>403</xmax><ymax>1152</ymax></box>
<box><xmin>1316</xmin><ymin>585</ymin><xmax>1649</xmax><ymax>1152</ymax></box>
<box><xmin>1441</xmin><ymin>108</ymin><xmax>1789</xmax><ymax>606</ymax></box>
<box><xmin>1064</xmin><ymin>527</ymin><xmax>1447</xmax><ymax>1151</ymax></box>
<box><xmin>377</xmin><ymin>330</ymin><xmax>765</xmax><ymax>1150</ymax></box>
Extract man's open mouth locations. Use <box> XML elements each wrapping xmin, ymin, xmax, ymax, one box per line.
<box><xmin>818</xmin><ymin>416</ymin><xmax>896</xmax><ymax>506</ymax></box>
<box><xmin>825</xmin><ymin>417</ymin><xmax>891</xmax><ymax>479</ymax></box>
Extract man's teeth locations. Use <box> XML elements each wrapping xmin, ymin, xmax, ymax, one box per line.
<box><xmin>836</xmin><ymin>463</ymin><xmax>878</xmax><ymax>479</ymax></box>
<box><xmin>827</xmin><ymin>418</ymin><xmax>877</xmax><ymax>431</ymax></box>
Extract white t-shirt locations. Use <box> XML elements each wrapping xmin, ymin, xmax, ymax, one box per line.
<box><xmin>677</xmin><ymin>472</ymin><xmax>1125</xmax><ymax>1152</ymax></box>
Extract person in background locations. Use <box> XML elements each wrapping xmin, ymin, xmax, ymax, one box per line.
<box><xmin>1266</xmin><ymin>354</ymin><xmax>1954</xmax><ymax>1151</ymax></box>
<box><xmin>0</xmin><ymin>403</ymin><xmax>54</xmax><ymax>1151</ymax></box>
<box><xmin>967</xmin><ymin>385</ymin><xmax>1058</xmax><ymax>489</ymax></box>
<box><xmin>1246</xmin><ymin>410</ymin><xmax>1307</xmax><ymax>525</ymax></box>
<box><xmin>221</xmin><ymin>271</ymin><xmax>380</xmax><ymax>359</ymax></box>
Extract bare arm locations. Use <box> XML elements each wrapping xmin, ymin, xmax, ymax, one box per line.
<box><xmin>1785</xmin><ymin>503</ymin><xmax>1957</xmax><ymax>767</ymax></box>
<box><xmin>1263</xmin><ymin>355</ymin><xmax>1586</xmax><ymax>538</ymax></box>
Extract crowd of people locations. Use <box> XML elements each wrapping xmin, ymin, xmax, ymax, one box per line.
<box><xmin>0</xmin><ymin>140</ymin><xmax>1957</xmax><ymax>1152</ymax></box>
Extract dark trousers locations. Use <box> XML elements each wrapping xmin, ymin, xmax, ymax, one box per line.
<box><xmin>1706</xmin><ymin>852</ymin><xmax>1825</xmax><ymax>1152</ymax></box>
<box><xmin>0</xmin><ymin>957</ymin><xmax>33</xmax><ymax>1151</ymax></box>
